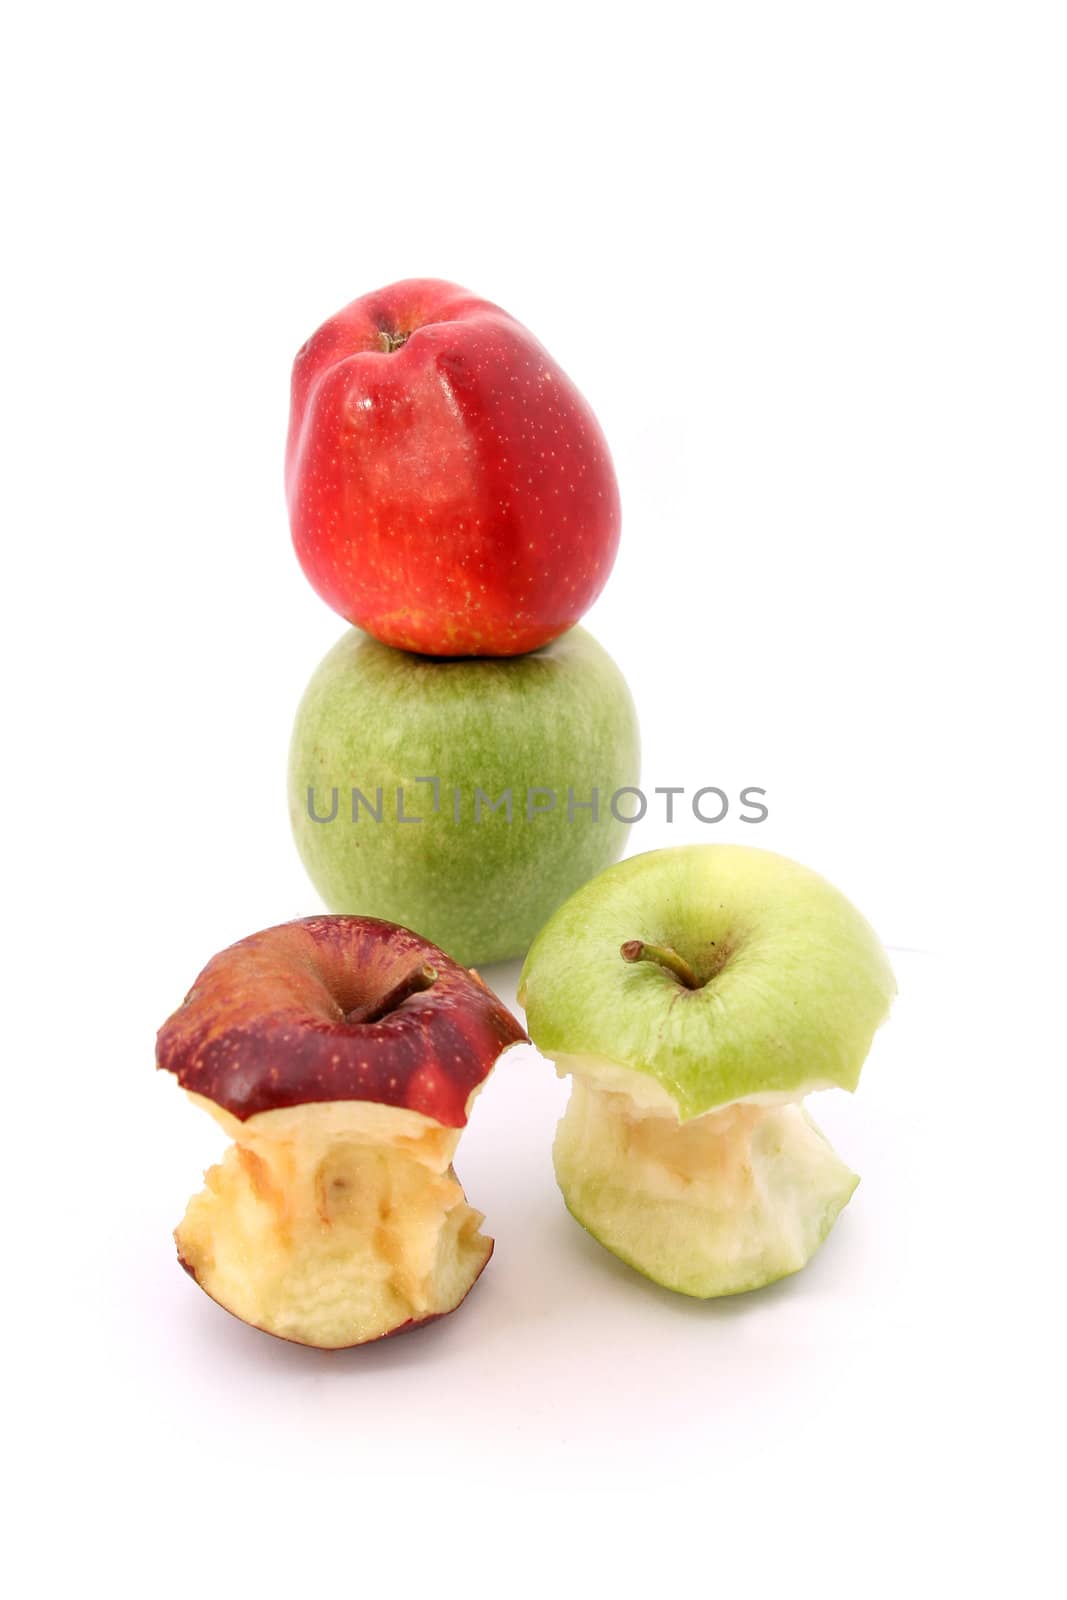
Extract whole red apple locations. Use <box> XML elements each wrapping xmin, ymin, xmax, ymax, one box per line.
<box><xmin>286</xmin><ymin>279</ymin><xmax>621</xmax><ymax>656</ymax></box>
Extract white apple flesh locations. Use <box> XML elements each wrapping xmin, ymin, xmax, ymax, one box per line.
<box><xmin>177</xmin><ymin>1099</ymin><xmax>492</xmax><ymax>1347</ymax></box>
<box><xmin>552</xmin><ymin>1062</ymin><xmax>858</xmax><ymax>1297</ymax></box>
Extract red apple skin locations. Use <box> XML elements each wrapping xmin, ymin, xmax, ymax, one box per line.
<box><xmin>286</xmin><ymin>279</ymin><xmax>621</xmax><ymax>657</ymax></box>
<box><xmin>156</xmin><ymin>916</ymin><xmax>527</xmax><ymax>1126</ymax></box>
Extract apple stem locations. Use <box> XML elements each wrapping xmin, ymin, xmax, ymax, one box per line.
<box><xmin>620</xmin><ymin>940</ymin><xmax>702</xmax><ymax>990</ymax></box>
<box><xmin>346</xmin><ymin>963</ymin><xmax>438</xmax><ymax>1025</ymax></box>
<box><xmin>377</xmin><ymin>327</ymin><xmax>409</xmax><ymax>354</ymax></box>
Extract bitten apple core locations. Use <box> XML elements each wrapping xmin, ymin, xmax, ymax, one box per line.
<box><xmin>158</xmin><ymin>916</ymin><xmax>527</xmax><ymax>1346</ymax></box>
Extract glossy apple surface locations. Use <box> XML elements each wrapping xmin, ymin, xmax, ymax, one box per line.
<box><xmin>286</xmin><ymin>278</ymin><xmax>621</xmax><ymax>656</ymax></box>
<box><xmin>158</xmin><ymin>914</ymin><xmax>526</xmax><ymax>1125</ymax></box>
<box><xmin>288</xmin><ymin>625</ymin><xmax>640</xmax><ymax>967</ymax></box>
<box><xmin>518</xmin><ymin>845</ymin><xmax>894</xmax><ymax>1297</ymax></box>
<box><xmin>158</xmin><ymin>916</ymin><xmax>527</xmax><ymax>1346</ymax></box>
<box><xmin>520</xmin><ymin>844</ymin><xmax>895</xmax><ymax>1119</ymax></box>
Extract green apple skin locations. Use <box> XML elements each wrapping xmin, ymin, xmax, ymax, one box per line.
<box><xmin>519</xmin><ymin>844</ymin><xmax>896</xmax><ymax>1121</ymax></box>
<box><xmin>288</xmin><ymin>626</ymin><xmax>640</xmax><ymax>968</ymax></box>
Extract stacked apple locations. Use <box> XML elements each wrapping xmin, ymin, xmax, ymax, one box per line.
<box><xmin>159</xmin><ymin>281</ymin><xmax>640</xmax><ymax>1348</ymax></box>
<box><xmin>285</xmin><ymin>279</ymin><xmax>640</xmax><ymax>967</ymax></box>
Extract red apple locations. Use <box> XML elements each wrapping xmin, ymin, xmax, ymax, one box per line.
<box><xmin>158</xmin><ymin>914</ymin><xmax>526</xmax><ymax>1124</ymax></box>
<box><xmin>286</xmin><ymin>278</ymin><xmax>621</xmax><ymax>656</ymax></box>
<box><xmin>157</xmin><ymin>915</ymin><xmax>527</xmax><ymax>1347</ymax></box>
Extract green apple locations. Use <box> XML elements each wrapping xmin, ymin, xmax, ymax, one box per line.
<box><xmin>518</xmin><ymin>844</ymin><xmax>895</xmax><ymax>1297</ymax></box>
<box><xmin>288</xmin><ymin>626</ymin><xmax>640</xmax><ymax>967</ymax></box>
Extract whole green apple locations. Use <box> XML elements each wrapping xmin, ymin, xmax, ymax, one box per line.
<box><xmin>288</xmin><ymin>626</ymin><xmax>640</xmax><ymax>966</ymax></box>
<box><xmin>518</xmin><ymin>845</ymin><xmax>895</xmax><ymax>1297</ymax></box>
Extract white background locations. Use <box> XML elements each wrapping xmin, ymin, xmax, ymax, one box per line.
<box><xmin>5</xmin><ymin>3</ymin><xmax>1064</xmax><ymax>1596</ymax></box>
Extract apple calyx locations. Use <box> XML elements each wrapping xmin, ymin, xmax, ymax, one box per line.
<box><xmin>345</xmin><ymin>962</ymin><xmax>438</xmax><ymax>1025</ymax></box>
<box><xmin>620</xmin><ymin>939</ymin><xmax>702</xmax><ymax>990</ymax></box>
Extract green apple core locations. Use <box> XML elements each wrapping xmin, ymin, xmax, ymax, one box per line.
<box><xmin>518</xmin><ymin>844</ymin><xmax>895</xmax><ymax>1297</ymax></box>
<box><xmin>550</xmin><ymin>1057</ymin><xmax>858</xmax><ymax>1298</ymax></box>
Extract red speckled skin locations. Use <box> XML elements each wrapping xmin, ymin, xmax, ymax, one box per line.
<box><xmin>285</xmin><ymin>279</ymin><xmax>621</xmax><ymax>657</ymax></box>
<box><xmin>156</xmin><ymin>916</ymin><xmax>527</xmax><ymax>1126</ymax></box>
